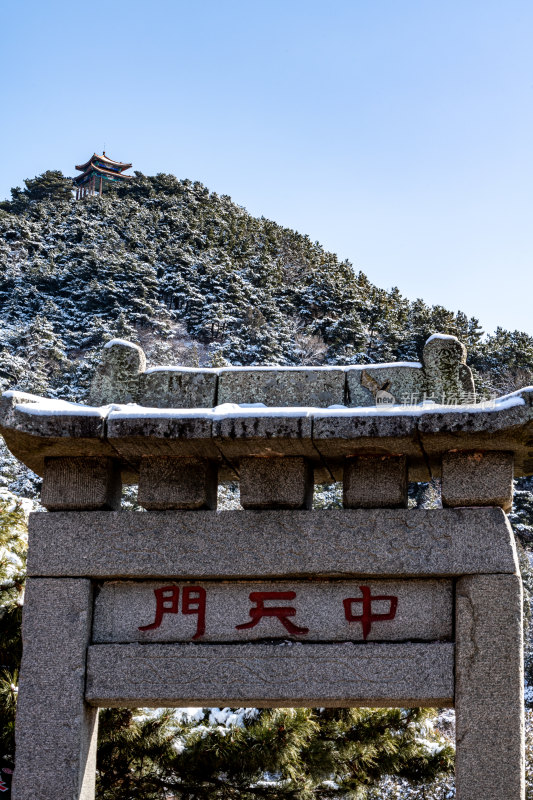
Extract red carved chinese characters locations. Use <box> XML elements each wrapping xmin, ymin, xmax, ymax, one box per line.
<box><xmin>139</xmin><ymin>585</ymin><xmax>206</xmax><ymax>639</ymax></box>
<box><xmin>181</xmin><ymin>586</ymin><xmax>206</xmax><ymax>639</ymax></box>
<box><xmin>138</xmin><ymin>584</ymin><xmax>399</xmax><ymax>642</ymax></box>
<box><xmin>343</xmin><ymin>585</ymin><xmax>398</xmax><ymax>640</ymax></box>
<box><xmin>236</xmin><ymin>591</ymin><xmax>310</xmax><ymax>635</ymax></box>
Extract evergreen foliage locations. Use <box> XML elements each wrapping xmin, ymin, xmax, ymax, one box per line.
<box><xmin>511</xmin><ymin>477</ymin><xmax>533</xmax><ymax>544</ymax></box>
<box><xmin>96</xmin><ymin>707</ymin><xmax>453</xmax><ymax>799</ymax></box>
<box><xmin>0</xmin><ymin>170</ymin><xmax>73</xmax><ymax>212</ymax></box>
<box><xmin>0</xmin><ymin>493</ymin><xmax>27</xmax><ymax>768</ymax></box>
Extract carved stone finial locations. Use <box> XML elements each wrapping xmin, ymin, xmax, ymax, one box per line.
<box><xmin>423</xmin><ymin>334</ymin><xmax>475</xmax><ymax>404</ymax></box>
<box><xmin>89</xmin><ymin>339</ymin><xmax>146</xmax><ymax>405</ymax></box>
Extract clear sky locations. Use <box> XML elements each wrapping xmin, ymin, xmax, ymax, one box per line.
<box><xmin>1</xmin><ymin>0</ymin><xmax>532</xmax><ymax>336</ymax></box>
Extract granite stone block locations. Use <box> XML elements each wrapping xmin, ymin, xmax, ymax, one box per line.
<box><xmin>86</xmin><ymin>641</ymin><xmax>454</xmax><ymax>707</ymax></box>
<box><xmin>343</xmin><ymin>455</ymin><xmax>408</xmax><ymax>508</ymax></box>
<box><xmin>140</xmin><ymin>368</ymin><xmax>217</xmax><ymax>409</ymax></box>
<box><xmin>92</xmin><ymin>578</ymin><xmax>453</xmax><ymax>643</ymax></box>
<box><xmin>106</xmin><ymin>412</ymin><xmax>219</xmax><ymax>461</ymax></box>
<box><xmin>12</xmin><ymin>578</ymin><xmax>97</xmax><ymax>800</ymax></box>
<box><xmin>41</xmin><ymin>456</ymin><xmax>122</xmax><ymax>511</ymax></box>
<box><xmin>455</xmin><ymin>574</ymin><xmax>524</xmax><ymax>800</ymax></box>
<box><xmin>239</xmin><ymin>456</ymin><xmax>313</xmax><ymax>509</ymax></box>
<box><xmin>311</xmin><ymin>412</ymin><xmax>421</xmax><ymax>463</ymax></box>
<box><xmin>138</xmin><ymin>456</ymin><xmax>218</xmax><ymax>510</ymax></box>
<box><xmin>27</xmin><ymin>508</ymin><xmax>518</xmax><ymax>579</ymax></box>
<box><xmin>441</xmin><ymin>450</ymin><xmax>514</xmax><ymax>511</ymax></box>
<box><xmin>0</xmin><ymin>393</ymin><xmax>117</xmax><ymax>479</ymax></box>
<box><xmin>345</xmin><ymin>365</ymin><xmax>424</xmax><ymax>407</ymax></box>
<box><xmin>217</xmin><ymin>367</ymin><xmax>345</xmax><ymax>407</ymax></box>
<box><xmin>214</xmin><ymin>414</ymin><xmax>315</xmax><ymax>459</ymax></box>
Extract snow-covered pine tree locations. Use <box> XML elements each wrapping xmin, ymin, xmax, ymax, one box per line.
<box><xmin>0</xmin><ymin>493</ymin><xmax>27</xmax><ymax>769</ymax></box>
<box><xmin>96</xmin><ymin>707</ymin><xmax>453</xmax><ymax>799</ymax></box>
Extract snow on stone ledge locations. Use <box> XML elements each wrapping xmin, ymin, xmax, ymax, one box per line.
<box><xmin>144</xmin><ymin>362</ymin><xmax>423</xmax><ymax>375</ymax></box>
<box><xmin>4</xmin><ymin>394</ymin><xmax>109</xmax><ymax>418</ymax></box>
<box><xmin>3</xmin><ymin>388</ymin><xmax>531</xmax><ymax>422</ymax></box>
<box><xmin>424</xmin><ymin>333</ymin><xmax>460</xmax><ymax>344</ymax></box>
<box><xmin>104</xmin><ymin>338</ymin><xmax>143</xmax><ymax>350</ymax></box>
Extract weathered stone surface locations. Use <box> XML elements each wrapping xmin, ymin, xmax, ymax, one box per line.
<box><xmin>422</xmin><ymin>334</ymin><xmax>475</xmax><ymax>404</ymax></box>
<box><xmin>41</xmin><ymin>456</ymin><xmax>122</xmax><ymax>511</ymax></box>
<box><xmin>92</xmin><ymin>579</ymin><xmax>453</xmax><ymax>643</ymax></box>
<box><xmin>346</xmin><ymin>365</ymin><xmax>424</xmax><ymax>407</ymax></box>
<box><xmin>343</xmin><ymin>455</ymin><xmax>408</xmax><ymax>508</ymax></box>
<box><xmin>86</xmin><ymin>641</ymin><xmax>454</xmax><ymax>707</ymax></box>
<box><xmin>455</xmin><ymin>574</ymin><xmax>524</xmax><ymax>800</ymax></box>
<box><xmin>418</xmin><ymin>398</ymin><xmax>533</xmax><ymax>478</ymax></box>
<box><xmin>106</xmin><ymin>411</ymin><xmax>220</xmax><ymax>461</ymax></box>
<box><xmin>0</xmin><ymin>392</ymin><xmax>117</xmax><ymax>478</ymax></box>
<box><xmin>214</xmin><ymin>413</ymin><xmax>315</xmax><ymax>459</ymax></box>
<box><xmin>3</xmin><ymin>388</ymin><xmax>533</xmax><ymax>479</ymax></box>
<box><xmin>89</xmin><ymin>339</ymin><xmax>146</xmax><ymax>405</ymax></box>
<box><xmin>441</xmin><ymin>450</ymin><xmax>514</xmax><ymax>511</ymax></box>
<box><xmin>138</xmin><ymin>456</ymin><xmax>218</xmax><ymax>510</ymax></box>
<box><xmin>311</xmin><ymin>411</ymin><xmax>422</xmax><ymax>462</ymax></box>
<box><xmin>217</xmin><ymin>367</ymin><xmax>345</xmax><ymax>407</ymax></box>
<box><xmin>27</xmin><ymin>508</ymin><xmax>518</xmax><ymax>579</ymax></box>
<box><xmin>240</xmin><ymin>456</ymin><xmax>313</xmax><ymax>509</ymax></box>
<box><xmin>140</xmin><ymin>368</ymin><xmax>217</xmax><ymax>409</ymax></box>
<box><xmin>12</xmin><ymin>578</ymin><xmax>97</xmax><ymax>800</ymax></box>
<box><xmin>312</xmin><ymin>395</ymin><xmax>533</xmax><ymax>479</ymax></box>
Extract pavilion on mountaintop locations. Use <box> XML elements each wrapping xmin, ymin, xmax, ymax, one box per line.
<box><xmin>73</xmin><ymin>152</ymin><xmax>132</xmax><ymax>199</ymax></box>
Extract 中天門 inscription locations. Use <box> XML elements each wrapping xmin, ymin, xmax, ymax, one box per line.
<box><xmin>93</xmin><ymin>579</ymin><xmax>453</xmax><ymax>643</ymax></box>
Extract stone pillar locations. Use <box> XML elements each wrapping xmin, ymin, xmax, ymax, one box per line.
<box><xmin>12</xmin><ymin>579</ymin><xmax>98</xmax><ymax>800</ymax></box>
<box><xmin>138</xmin><ymin>456</ymin><xmax>218</xmax><ymax>509</ymax></box>
<box><xmin>41</xmin><ymin>456</ymin><xmax>122</xmax><ymax>511</ymax></box>
<box><xmin>441</xmin><ymin>451</ymin><xmax>514</xmax><ymax>512</ymax></box>
<box><xmin>455</xmin><ymin>573</ymin><xmax>525</xmax><ymax>800</ymax></box>
<box><xmin>240</xmin><ymin>456</ymin><xmax>313</xmax><ymax>509</ymax></box>
<box><xmin>343</xmin><ymin>455</ymin><xmax>407</xmax><ymax>508</ymax></box>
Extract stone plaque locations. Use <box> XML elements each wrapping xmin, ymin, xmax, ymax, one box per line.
<box><xmin>92</xmin><ymin>579</ymin><xmax>452</xmax><ymax>643</ymax></box>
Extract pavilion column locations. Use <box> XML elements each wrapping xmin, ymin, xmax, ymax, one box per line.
<box><xmin>99</xmin><ymin>177</ymin><xmax>103</xmax><ymax>196</ymax></box>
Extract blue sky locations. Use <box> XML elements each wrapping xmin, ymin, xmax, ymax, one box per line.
<box><xmin>1</xmin><ymin>0</ymin><xmax>532</xmax><ymax>336</ymax></box>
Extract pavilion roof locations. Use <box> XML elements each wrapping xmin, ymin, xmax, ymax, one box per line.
<box><xmin>75</xmin><ymin>153</ymin><xmax>132</xmax><ymax>172</ymax></box>
<box><xmin>73</xmin><ymin>164</ymin><xmax>134</xmax><ymax>185</ymax></box>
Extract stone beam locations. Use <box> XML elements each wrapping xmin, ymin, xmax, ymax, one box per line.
<box><xmin>27</xmin><ymin>508</ymin><xmax>518</xmax><ymax>579</ymax></box>
<box><xmin>86</xmin><ymin>641</ymin><xmax>454</xmax><ymax>708</ymax></box>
